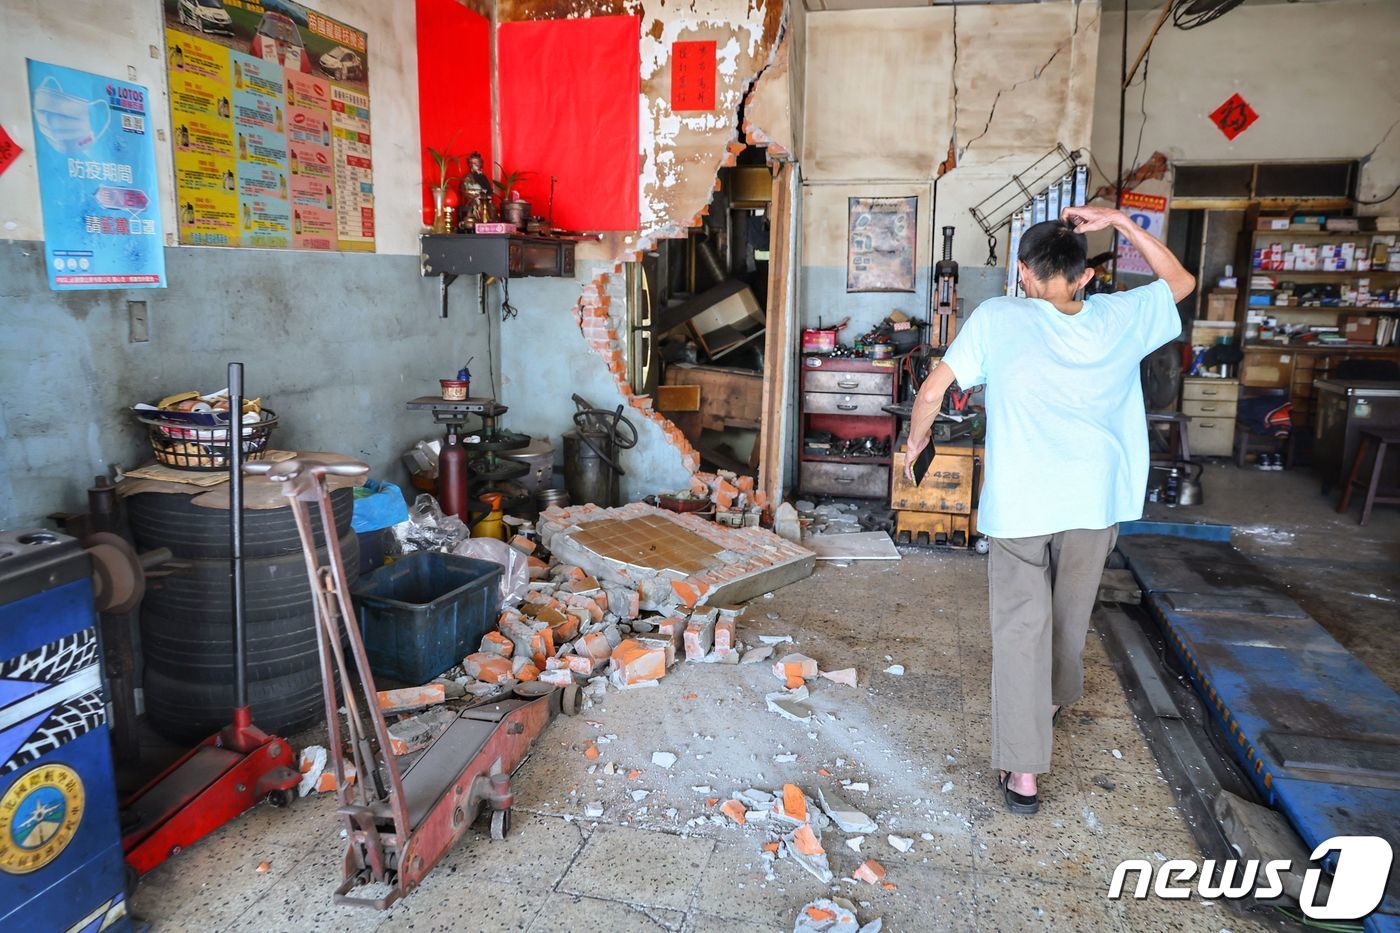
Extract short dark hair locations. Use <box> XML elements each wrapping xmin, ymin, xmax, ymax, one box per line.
<box><xmin>1018</xmin><ymin>220</ymin><xmax>1088</xmax><ymax>282</ymax></box>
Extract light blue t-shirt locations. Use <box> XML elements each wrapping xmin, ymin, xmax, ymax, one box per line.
<box><xmin>940</xmin><ymin>279</ymin><xmax>1182</xmax><ymax>539</ymax></box>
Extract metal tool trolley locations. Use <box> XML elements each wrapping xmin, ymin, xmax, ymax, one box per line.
<box><xmin>252</xmin><ymin>456</ymin><xmax>580</xmax><ymax>909</ymax></box>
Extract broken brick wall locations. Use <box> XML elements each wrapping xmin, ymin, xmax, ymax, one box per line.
<box><xmin>798</xmin><ymin>2</ymin><xmax>1101</xmax><ymax>338</ymax></box>
<box><xmin>496</xmin><ymin>0</ymin><xmax>789</xmax><ymax>497</ymax></box>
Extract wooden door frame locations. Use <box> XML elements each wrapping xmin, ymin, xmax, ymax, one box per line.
<box><xmin>758</xmin><ymin>161</ymin><xmax>797</xmax><ymax>502</ymax></box>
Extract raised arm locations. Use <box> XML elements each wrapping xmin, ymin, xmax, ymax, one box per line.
<box><xmin>1061</xmin><ymin>205</ymin><xmax>1196</xmax><ymax>302</ymax></box>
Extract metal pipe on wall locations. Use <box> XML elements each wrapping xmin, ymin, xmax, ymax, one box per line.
<box><xmin>1113</xmin><ymin>0</ymin><xmax>1129</xmax><ymax>287</ymax></box>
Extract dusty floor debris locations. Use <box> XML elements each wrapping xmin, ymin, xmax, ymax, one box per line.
<box><xmin>126</xmin><ymin>468</ymin><xmax>1378</xmax><ymax>931</ymax></box>
<box><xmin>794</xmin><ymin>896</ymin><xmax>878</xmax><ymax>933</ymax></box>
<box><xmin>128</xmin><ymin>553</ymin><xmax>1284</xmax><ymax>931</ymax></box>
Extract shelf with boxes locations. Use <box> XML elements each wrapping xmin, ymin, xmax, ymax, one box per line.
<box><xmin>1234</xmin><ymin>216</ymin><xmax>1400</xmax><ymax>349</ymax></box>
<box><xmin>1191</xmin><ymin>211</ymin><xmax>1400</xmax><ymax>454</ymax></box>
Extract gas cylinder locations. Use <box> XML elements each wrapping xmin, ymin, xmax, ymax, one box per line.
<box><xmin>438</xmin><ymin>429</ymin><xmax>468</xmax><ymax>522</ymax></box>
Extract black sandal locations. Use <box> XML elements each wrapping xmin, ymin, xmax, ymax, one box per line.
<box><xmin>998</xmin><ymin>771</ymin><xmax>1040</xmax><ymax>815</ymax></box>
<box><xmin>1052</xmin><ymin>706</ymin><xmax>1064</xmax><ymax>728</ymax></box>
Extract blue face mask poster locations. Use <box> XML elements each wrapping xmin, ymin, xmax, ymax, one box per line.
<box><xmin>27</xmin><ymin>60</ymin><xmax>166</xmax><ymax>290</ymax></box>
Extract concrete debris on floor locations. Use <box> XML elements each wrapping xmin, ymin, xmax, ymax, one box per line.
<box><xmin>130</xmin><ymin>550</ymin><xmax>1279</xmax><ymax>932</ymax></box>
<box><xmin>295</xmin><ymin>501</ymin><xmax>825</xmax><ymax>804</ymax></box>
<box><xmin>541</xmin><ymin>501</ymin><xmax>816</xmax><ymax>610</ymax></box>
<box><xmin>793</xmin><ymin>896</ymin><xmax>882</xmax><ymax>933</ymax></box>
<box><xmin>124</xmin><ymin>466</ymin><xmax>1383</xmax><ymax>931</ymax></box>
<box><xmin>793</xmin><ymin>499</ymin><xmax>896</xmax><ymax>538</ymax></box>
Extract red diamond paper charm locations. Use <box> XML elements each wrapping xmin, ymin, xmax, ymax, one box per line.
<box><xmin>0</xmin><ymin>122</ymin><xmax>22</xmax><ymax>178</ymax></box>
<box><xmin>1209</xmin><ymin>93</ymin><xmax>1258</xmax><ymax>141</ymax></box>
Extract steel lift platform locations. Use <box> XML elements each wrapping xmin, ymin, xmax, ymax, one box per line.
<box><xmin>1118</xmin><ymin>534</ymin><xmax>1400</xmax><ymax>931</ymax></box>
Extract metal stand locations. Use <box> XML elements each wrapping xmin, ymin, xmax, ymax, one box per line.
<box><xmin>406</xmin><ymin>396</ymin><xmax>530</xmax><ymax>512</ymax></box>
<box><xmin>252</xmin><ymin>457</ymin><xmax>580</xmax><ymax>909</ymax></box>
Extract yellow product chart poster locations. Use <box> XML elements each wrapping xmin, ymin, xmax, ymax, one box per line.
<box><xmin>162</xmin><ymin>1</ymin><xmax>373</xmax><ymax>252</ymax></box>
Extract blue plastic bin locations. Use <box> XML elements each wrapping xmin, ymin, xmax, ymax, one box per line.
<box><xmin>351</xmin><ymin>551</ymin><xmax>503</xmax><ymax>683</ymax></box>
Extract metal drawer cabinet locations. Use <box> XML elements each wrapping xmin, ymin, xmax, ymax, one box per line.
<box><xmin>799</xmin><ymin>461</ymin><xmax>888</xmax><ymax>499</ymax></box>
<box><xmin>1188</xmin><ymin>416</ymin><xmax>1235</xmax><ymax>457</ymax></box>
<box><xmin>802</xmin><ymin>369</ymin><xmax>894</xmax><ymax>396</ymax></box>
<box><xmin>801</xmin><ymin>392</ymin><xmax>891</xmax><ymax>418</ymax></box>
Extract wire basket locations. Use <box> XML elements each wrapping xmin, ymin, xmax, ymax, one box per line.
<box><xmin>137</xmin><ymin>409</ymin><xmax>279</xmax><ymax>471</ymax></box>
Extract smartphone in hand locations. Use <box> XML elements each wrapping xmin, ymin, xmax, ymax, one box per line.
<box><xmin>911</xmin><ymin>442</ymin><xmax>937</xmax><ymax>486</ymax></box>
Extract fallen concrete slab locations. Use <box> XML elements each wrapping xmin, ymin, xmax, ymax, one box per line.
<box><xmin>539</xmin><ymin>502</ymin><xmax>816</xmax><ymax>610</ymax></box>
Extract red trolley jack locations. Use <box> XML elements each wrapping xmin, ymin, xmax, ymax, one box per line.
<box><xmin>122</xmin><ymin>363</ymin><xmax>300</xmax><ymax>879</ymax></box>
<box><xmin>252</xmin><ymin>456</ymin><xmax>580</xmax><ymax>909</ymax></box>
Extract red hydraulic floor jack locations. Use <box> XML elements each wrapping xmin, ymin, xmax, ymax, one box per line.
<box><xmin>252</xmin><ymin>456</ymin><xmax>579</xmax><ymax>909</ymax></box>
<box><xmin>121</xmin><ymin>363</ymin><xmax>300</xmax><ymax>878</ymax></box>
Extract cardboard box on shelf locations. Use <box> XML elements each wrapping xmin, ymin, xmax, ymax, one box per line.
<box><xmin>1191</xmin><ymin>320</ymin><xmax>1235</xmax><ymax>347</ymax></box>
<box><xmin>1340</xmin><ymin>314</ymin><xmax>1379</xmax><ymax>344</ymax></box>
<box><xmin>1205</xmin><ymin>290</ymin><xmax>1237</xmax><ymax>322</ymax></box>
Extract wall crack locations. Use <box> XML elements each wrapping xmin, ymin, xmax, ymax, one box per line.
<box><xmin>947</xmin><ymin>3</ymin><xmax>961</xmax><ymax>167</ymax></box>
<box><xmin>958</xmin><ymin>31</ymin><xmax>1072</xmax><ymax>161</ymax></box>
<box><xmin>1363</xmin><ymin>116</ymin><xmax>1400</xmax><ymax>163</ymax></box>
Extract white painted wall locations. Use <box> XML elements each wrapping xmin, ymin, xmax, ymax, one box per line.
<box><xmin>1093</xmin><ymin>1</ymin><xmax>1400</xmax><ymax>210</ymax></box>
<box><xmin>797</xmin><ymin>1</ymin><xmax>1100</xmax><ymax>336</ymax></box>
<box><xmin>0</xmin><ymin>0</ymin><xmax>424</xmax><ymax>253</ymax></box>
<box><xmin>800</xmin><ymin>2</ymin><xmax>1100</xmax><ymax>272</ymax></box>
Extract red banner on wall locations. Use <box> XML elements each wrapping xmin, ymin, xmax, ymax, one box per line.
<box><xmin>499</xmin><ymin>16</ymin><xmax>640</xmax><ymax>232</ymax></box>
<box><xmin>672</xmin><ymin>40</ymin><xmax>716</xmax><ymax>112</ymax></box>
<box><xmin>416</xmin><ymin>0</ymin><xmax>492</xmax><ymax>219</ymax></box>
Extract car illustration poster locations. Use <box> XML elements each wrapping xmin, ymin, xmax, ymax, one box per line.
<box><xmin>26</xmin><ymin>60</ymin><xmax>166</xmax><ymax>290</ymax></box>
<box><xmin>163</xmin><ymin>0</ymin><xmax>373</xmax><ymax>252</ymax></box>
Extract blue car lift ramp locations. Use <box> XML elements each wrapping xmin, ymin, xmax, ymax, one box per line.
<box><xmin>1118</xmin><ymin>534</ymin><xmax>1400</xmax><ymax>931</ymax></box>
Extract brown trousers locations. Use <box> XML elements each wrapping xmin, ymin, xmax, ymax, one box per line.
<box><xmin>987</xmin><ymin>526</ymin><xmax>1119</xmax><ymax>774</ymax></box>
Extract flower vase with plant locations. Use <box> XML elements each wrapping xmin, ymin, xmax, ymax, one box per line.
<box><xmin>427</xmin><ymin>147</ymin><xmax>462</xmax><ymax>233</ymax></box>
<box><xmin>493</xmin><ymin>163</ymin><xmax>534</xmax><ymax>230</ymax></box>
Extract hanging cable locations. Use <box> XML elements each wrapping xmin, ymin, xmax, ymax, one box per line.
<box><xmin>1127</xmin><ymin>48</ymin><xmax>1153</xmax><ymax>187</ymax></box>
<box><xmin>1171</xmin><ymin>0</ymin><xmax>1246</xmax><ymax>31</ymax></box>
<box><xmin>1357</xmin><ymin>182</ymin><xmax>1400</xmax><ymax>206</ymax></box>
<box><xmin>498</xmin><ymin>277</ymin><xmax>518</xmax><ymax>321</ymax></box>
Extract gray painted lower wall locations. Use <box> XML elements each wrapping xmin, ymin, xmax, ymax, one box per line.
<box><xmin>498</xmin><ymin>275</ymin><xmax>692</xmax><ymax>504</ymax></box>
<box><xmin>0</xmin><ymin>240</ymin><xmax>495</xmax><ymax>529</ymax></box>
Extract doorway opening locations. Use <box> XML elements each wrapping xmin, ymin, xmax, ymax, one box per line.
<box><xmin>622</xmin><ymin>145</ymin><xmax>793</xmax><ymax>488</ymax></box>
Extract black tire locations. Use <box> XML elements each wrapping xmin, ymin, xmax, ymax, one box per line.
<box><xmin>143</xmin><ymin>665</ymin><xmax>324</xmax><ymax>745</ymax></box>
<box><xmin>143</xmin><ymin>531</ymin><xmax>359</xmax><ymax>623</ymax></box>
<box><xmin>126</xmin><ymin>486</ymin><xmax>355</xmax><ymax>560</ymax></box>
<box><xmin>141</xmin><ymin>607</ymin><xmax>320</xmax><ymax>681</ymax></box>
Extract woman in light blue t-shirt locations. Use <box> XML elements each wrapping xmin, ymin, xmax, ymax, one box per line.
<box><xmin>906</xmin><ymin>206</ymin><xmax>1195</xmax><ymax>815</ymax></box>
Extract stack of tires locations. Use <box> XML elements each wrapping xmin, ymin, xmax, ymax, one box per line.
<box><xmin>128</xmin><ymin>488</ymin><xmax>359</xmax><ymax>743</ymax></box>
